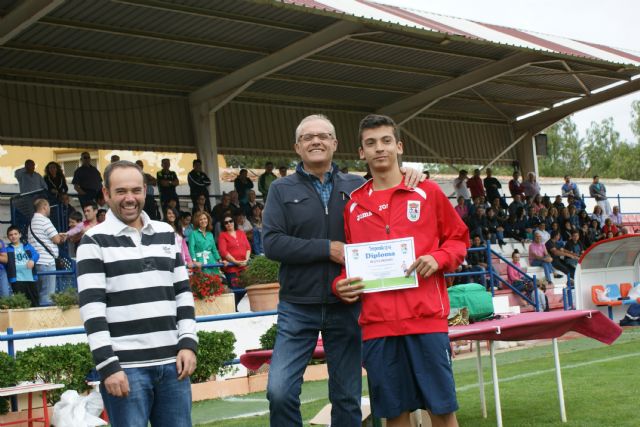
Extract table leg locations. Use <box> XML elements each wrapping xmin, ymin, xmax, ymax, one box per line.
<box><xmin>475</xmin><ymin>340</ymin><xmax>487</xmax><ymax>418</ymax></box>
<box><xmin>27</xmin><ymin>392</ymin><xmax>33</xmax><ymax>427</ymax></box>
<box><xmin>552</xmin><ymin>338</ymin><xmax>567</xmax><ymax>422</ymax></box>
<box><xmin>42</xmin><ymin>391</ymin><xmax>49</xmax><ymax>427</ymax></box>
<box><xmin>490</xmin><ymin>341</ymin><xmax>502</xmax><ymax>427</ymax></box>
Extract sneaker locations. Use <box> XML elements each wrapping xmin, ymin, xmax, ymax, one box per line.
<box><xmin>620</xmin><ymin>317</ymin><xmax>640</xmax><ymax>327</ymax></box>
<box><xmin>553</xmin><ymin>273</ymin><xmax>563</xmax><ymax>279</ymax></box>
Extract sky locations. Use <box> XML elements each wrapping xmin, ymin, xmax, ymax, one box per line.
<box><xmin>378</xmin><ymin>0</ymin><xmax>640</xmax><ymax>143</ymax></box>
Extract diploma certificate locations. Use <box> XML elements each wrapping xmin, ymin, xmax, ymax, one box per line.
<box><xmin>344</xmin><ymin>237</ymin><xmax>418</xmax><ymax>293</ymax></box>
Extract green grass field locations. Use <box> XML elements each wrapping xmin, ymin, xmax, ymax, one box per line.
<box><xmin>193</xmin><ymin>328</ymin><xmax>640</xmax><ymax>426</ymax></box>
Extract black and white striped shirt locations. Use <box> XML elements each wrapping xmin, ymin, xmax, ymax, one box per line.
<box><xmin>77</xmin><ymin>210</ymin><xmax>197</xmax><ymax>380</ymax></box>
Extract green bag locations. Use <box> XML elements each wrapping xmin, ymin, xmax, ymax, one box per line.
<box><xmin>448</xmin><ymin>283</ymin><xmax>494</xmax><ymax>321</ymax></box>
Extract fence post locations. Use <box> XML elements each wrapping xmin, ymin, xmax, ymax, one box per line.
<box><xmin>6</xmin><ymin>327</ymin><xmax>18</xmax><ymax>411</ymax></box>
<box><xmin>533</xmin><ymin>275</ymin><xmax>539</xmax><ymax>312</ymax></box>
<box><xmin>486</xmin><ymin>240</ymin><xmax>494</xmax><ymax>294</ymax></box>
<box><xmin>617</xmin><ymin>194</ymin><xmax>621</xmax><ymax>213</ymax></box>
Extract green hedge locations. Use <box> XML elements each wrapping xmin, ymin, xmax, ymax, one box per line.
<box><xmin>191</xmin><ymin>330</ymin><xmax>237</xmax><ymax>383</ymax></box>
<box><xmin>0</xmin><ymin>352</ymin><xmax>17</xmax><ymax>414</ymax></box>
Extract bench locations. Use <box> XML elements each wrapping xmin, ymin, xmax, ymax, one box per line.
<box><xmin>591</xmin><ymin>282</ymin><xmax>640</xmax><ymax>319</ymax></box>
<box><xmin>0</xmin><ymin>383</ymin><xmax>64</xmax><ymax>427</ymax></box>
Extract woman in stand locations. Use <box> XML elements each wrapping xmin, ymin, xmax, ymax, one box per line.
<box><xmin>164</xmin><ymin>208</ymin><xmax>198</xmax><ymax>269</ymax></box>
<box><xmin>44</xmin><ymin>161</ymin><xmax>68</xmax><ymax>202</ymax></box>
<box><xmin>249</xmin><ymin>204</ymin><xmax>264</xmax><ymax>256</ymax></box>
<box><xmin>218</xmin><ymin>215</ymin><xmax>251</xmax><ymax>309</ymax></box>
<box><xmin>188</xmin><ymin>211</ymin><xmax>224</xmax><ymax>276</ymax></box>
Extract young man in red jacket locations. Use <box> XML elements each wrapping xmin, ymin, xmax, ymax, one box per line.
<box><xmin>334</xmin><ymin>114</ymin><xmax>469</xmax><ymax>427</ymax></box>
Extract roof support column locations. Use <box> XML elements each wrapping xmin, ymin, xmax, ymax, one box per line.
<box><xmin>515</xmin><ymin>133</ymin><xmax>538</xmax><ymax>178</ymax></box>
<box><xmin>192</xmin><ymin>104</ymin><xmax>221</xmax><ymax>197</ymax></box>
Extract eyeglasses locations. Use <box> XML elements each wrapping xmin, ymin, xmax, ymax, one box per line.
<box><xmin>298</xmin><ymin>133</ymin><xmax>333</xmax><ymax>142</ymax></box>
<box><xmin>224</xmin><ymin>220</ymin><xmax>234</xmax><ymax>224</ymax></box>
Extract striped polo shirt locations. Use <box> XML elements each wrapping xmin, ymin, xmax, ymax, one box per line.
<box><xmin>28</xmin><ymin>212</ymin><xmax>59</xmax><ymax>265</ymax></box>
<box><xmin>76</xmin><ymin>210</ymin><xmax>197</xmax><ymax>380</ymax></box>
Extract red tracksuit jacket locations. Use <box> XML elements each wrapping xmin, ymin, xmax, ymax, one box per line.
<box><xmin>332</xmin><ymin>179</ymin><xmax>470</xmax><ymax>341</ymax></box>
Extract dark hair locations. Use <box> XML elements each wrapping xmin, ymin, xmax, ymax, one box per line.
<box><xmin>97</xmin><ymin>209</ymin><xmax>107</xmax><ymax>216</ymax></box>
<box><xmin>193</xmin><ymin>159</ymin><xmax>202</xmax><ymax>165</ymax></box>
<box><xmin>358</xmin><ymin>114</ymin><xmax>400</xmax><ymax>144</ymax></box>
<box><xmin>223</xmin><ymin>215</ymin><xmax>238</xmax><ymax>230</ymax></box>
<box><xmin>104</xmin><ymin>160</ymin><xmax>143</xmax><ymax>191</ymax></box>
<box><xmin>69</xmin><ymin>211</ymin><xmax>83</xmax><ymax>222</ymax></box>
<box><xmin>7</xmin><ymin>225</ymin><xmax>20</xmax><ymax>235</ymax></box>
<box><xmin>82</xmin><ymin>201</ymin><xmax>98</xmax><ymax>211</ymax></box>
<box><xmin>512</xmin><ymin>249</ymin><xmax>520</xmax><ymax>256</ymax></box>
<box><xmin>180</xmin><ymin>211</ymin><xmax>192</xmax><ymax>220</ymax></box>
<box><xmin>44</xmin><ymin>161</ymin><xmax>64</xmax><ymax>179</ymax></box>
<box><xmin>550</xmin><ymin>230</ymin><xmax>560</xmax><ymax>239</ymax></box>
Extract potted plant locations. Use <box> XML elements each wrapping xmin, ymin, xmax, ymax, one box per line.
<box><xmin>189</xmin><ymin>268</ymin><xmax>235</xmax><ymax>316</ymax></box>
<box><xmin>238</xmin><ymin>256</ymin><xmax>280</xmax><ymax>312</ymax></box>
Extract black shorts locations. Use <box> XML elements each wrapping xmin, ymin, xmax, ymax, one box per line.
<box><xmin>363</xmin><ymin>333</ymin><xmax>458</xmax><ymax>419</ymax></box>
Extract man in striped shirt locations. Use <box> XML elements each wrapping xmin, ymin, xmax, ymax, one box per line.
<box><xmin>77</xmin><ymin>161</ymin><xmax>197</xmax><ymax>427</ymax></box>
<box><xmin>28</xmin><ymin>198</ymin><xmax>66</xmax><ymax>306</ymax></box>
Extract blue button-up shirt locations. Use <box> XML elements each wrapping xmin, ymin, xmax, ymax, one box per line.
<box><xmin>296</xmin><ymin>162</ymin><xmax>335</xmax><ymax>211</ymax></box>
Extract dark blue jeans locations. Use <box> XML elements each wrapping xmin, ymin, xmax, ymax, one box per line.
<box><xmin>100</xmin><ymin>363</ymin><xmax>192</xmax><ymax>427</ymax></box>
<box><xmin>267</xmin><ymin>300</ymin><xmax>362</xmax><ymax>427</ymax></box>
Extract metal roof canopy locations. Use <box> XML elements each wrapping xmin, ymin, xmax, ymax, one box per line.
<box><xmin>0</xmin><ymin>0</ymin><xmax>639</xmax><ymax>169</ymax></box>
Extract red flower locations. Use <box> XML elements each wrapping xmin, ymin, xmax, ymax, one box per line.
<box><xmin>188</xmin><ymin>268</ymin><xmax>224</xmax><ymax>301</ymax></box>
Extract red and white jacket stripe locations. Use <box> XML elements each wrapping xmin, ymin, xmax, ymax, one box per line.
<box><xmin>332</xmin><ymin>179</ymin><xmax>470</xmax><ymax>341</ymax></box>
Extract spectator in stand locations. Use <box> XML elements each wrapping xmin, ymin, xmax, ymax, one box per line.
<box><xmin>453</xmin><ymin>169</ymin><xmax>471</xmax><ymax>203</ymax></box>
<box><xmin>66</xmin><ymin>211</ymin><xmax>84</xmax><ymax>259</ymax></box>
<box><xmin>28</xmin><ymin>198</ymin><xmax>67</xmax><ymax>306</ymax></box>
<box><xmin>552</xmin><ymin>195</ymin><xmax>565</xmax><ymax>211</ymax></box>
<box><xmin>278</xmin><ymin>165</ymin><xmax>288</xmax><ymax>178</ymax></box>
<box><xmin>454</xmin><ymin>196</ymin><xmax>469</xmax><ymax>221</ymax></box>
<box><xmin>508</xmin><ymin>193</ymin><xmax>525</xmax><ymax>218</ymax></box>
<box><xmin>164</xmin><ymin>208</ymin><xmax>197</xmax><ymax>269</ymax></box>
<box><xmin>531</xmin><ymin>194</ymin><xmax>545</xmax><ymax>214</ymax></box>
<box><xmin>0</xmin><ymin>239</ymin><xmax>11</xmax><ymax>297</ymax></box>
<box><xmin>467</xmin><ymin>169</ymin><xmax>484</xmax><ymax>200</ymax></box>
<box><xmin>60</xmin><ymin>193</ymin><xmax>76</xmax><ymax>217</ymax></box>
<box><xmin>187</xmin><ymin>159</ymin><xmax>211</xmax><ymax>213</ymax></box>
<box><xmin>578</xmin><ymin>210</ymin><xmax>591</xmax><ymax>228</ymax></box>
<box><xmin>110</xmin><ymin>154</ymin><xmax>120</xmax><ymax>163</ymax></box>
<box><xmin>589</xmin><ymin>219</ymin><xmax>602</xmax><ymax>241</ymax></box>
<box><xmin>188</xmin><ymin>211</ymin><xmax>224</xmax><ymax>277</ymax></box>
<box><xmin>218</xmin><ymin>214</ymin><xmax>251</xmax><ymax>309</ymax></box>
<box><xmin>157</xmin><ymin>158</ymin><xmax>180</xmax><ymax>212</ymax></box>
<box><xmin>589</xmin><ymin>175</ymin><xmax>611</xmax><ymax>215</ymax></box>
<box><xmin>609</xmin><ymin>206</ymin><xmax>625</xmax><ymax>229</ymax></box>
<box><xmin>486</xmin><ymin>207</ymin><xmax>506</xmax><ymax>246</ymax></box>
<box><xmin>229</xmin><ymin>190</ymin><xmax>242</xmax><ymax>213</ymax></box>
<box><xmin>234</xmin><ymin>212</ymin><xmax>254</xmax><ymax>246</ymax></box>
<box><xmin>258</xmin><ymin>162</ymin><xmax>277</xmax><ymax>200</ymax></box>
<box><xmin>467</xmin><ymin>206</ymin><xmax>489</xmax><ymax>242</ymax></box>
<box><xmin>536</xmin><ymin>222</ymin><xmax>550</xmax><ymax>244</ymax></box>
<box><xmin>490</xmin><ymin>197</ymin><xmax>508</xmax><ymax>221</ymax></box>
<box><xmin>82</xmin><ymin>202</ymin><xmax>99</xmax><ymax>235</ymax></box>
<box><xmin>250</xmin><ymin>204</ymin><xmax>264</xmax><ymax>256</ymax></box>
<box><xmin>2</xmin><ymin>226</ymin><xmax>40</xmax><ymax>306</ymax></box>
<box><xmin>522</xmin><ymin>172</ymin><xmax>540</xmax><ymax>200</ymax></box>
<box><xmin>483</xmin><ymin>167</ymin><xmax>502</xmax><ymax>205</ymax></box>
<box><xmin>211</xmin><ymin>193</ymin><xmax>239</xmax><ymax>224</ymax></box>
<box><xmin>561</xmin><ymin>175</ymin><xmax>581</xmax><ymax>199</ymax></box>
<box><xmin>242</xmin><ymin>190</ymin><xmax>259</xmax><ymax>220</ymax></box>
<box><xmin>547</xmin><ymin>207</ymin><xmax>560</xmax><ymax>228</ymax></box>
<box><xmin>601</xmin><ymin>218</ymin><xmax>620</xmax><ymax>237</ymax></box>
<box><xmin>591</xmin><ymin>205</ymin><xmax>606</xmax><ymax>228</ymax></box>
<box><xmin>191</xmin><ymin>194</ymin><xmax>208</xmax><ymax>216</ymax></box>
<box><xmin>135</xmin><ymin>160</ymin><xmax>160</xmax><ymax>220</ymax></box>
<box><xmin>567</xmin><ymin>205</ymin><xmax>580</xmax><ymax>229</ymax></box>
<box><xmin>564</xmin><ymin>230</ymin><xmax>584</xmax><ymax>270</ymax></box>
<box><xmin>580</xmin><ymin>224</ymin><xmax>593</xmax><ymax>248</ymax></box>
<box><xmin>508</xmin><ymin>171</ymin><xmax>524</xmax><ymax>198</ymax></box>
<box><xmin>72</xmin><ymin>152</ymin><xmax>103</xmax><ymax>206</ymax></box>
<box><xmin>545</xmin><ymin>231</ymin><xmax>578</xmax><ymax>279</ymax></box>
<box><xmin>467</xmin><ymin>235</ymin><xmax>488</xmax><ymax>287</ymax></box>
<box><xmin>560</xmin><ymin>220</ymin><xmax>573</xmax><ymax>242</ymax></box>
<box><xmin>234</xmin><ymin>169</ymin><xmax>254</xmax><ymax>205</ymax></box>
<box><xmin>43</xmin><ymin>161</ymin><xmax>68</xmax><ymax>202</ymax></box>
<box><xmin>180</xmin><ymin>211</ymin><xmax>193</xmax><ymax>241</ymax></box>
<box><xmin>567</xmin><ymin>194</ymin><xmax>586</xmax><ymax>211</ymax></box>
<box><xmin>96</xmin><ymin>209</ymin><xmax>107</xmax><ymax>223</ymax></box>
<box><xmin>506</xmin><ymin>250</ymin><xmax>529</xmax><ymax>293</ymax></box>
<box><xmin>15</xmin><ymin>159</ymin><xmax>47</xmax><ymax>195</ymax></box>
<box><xmin>528</xmin><ymin>230</ymin><xmax>556</xmax><ymax>285</ymax></box>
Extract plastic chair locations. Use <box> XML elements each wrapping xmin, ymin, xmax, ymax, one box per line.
<box><xmin>591</xmin><ymin>285</ymin><xmax>621</xmax><ymax>319</ymax></box>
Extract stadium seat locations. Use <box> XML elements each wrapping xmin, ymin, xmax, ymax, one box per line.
<box><xmin>591</xmin><ymin>285</ymin><xmax>622</xmax><ymax>319</ymax></box>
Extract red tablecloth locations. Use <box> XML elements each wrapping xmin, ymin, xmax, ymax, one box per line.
<box><xmin>449</xmin><ymin>310</ymin><xmax>621</xmax><ymax>344</ymax></box>
<box><xmin>240</xmin><ymin>310</ymin><xmax>621</xmax><ymax>369</ymax></box>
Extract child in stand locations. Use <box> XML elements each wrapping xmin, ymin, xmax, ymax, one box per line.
<box><xmin>506</xmin><ymin>250</ymin><xmax>530</xmax><ymax>293</ymax></box>
<box><xmin>3</xmin><ymin>226</ymin><xmax>40</xmax><ymax>307</ymax></box>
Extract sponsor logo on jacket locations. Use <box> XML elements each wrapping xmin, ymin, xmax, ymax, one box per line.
<box><xmin>356</xmin><ymin>211</ymin><xmax>372</xmax><ymax>222</ymax></box>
